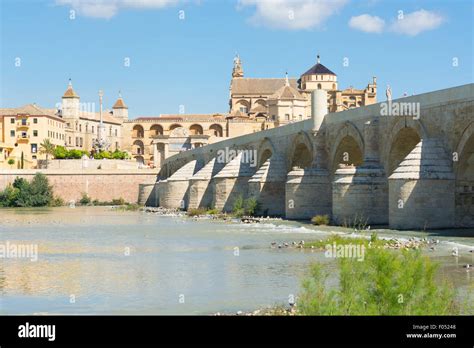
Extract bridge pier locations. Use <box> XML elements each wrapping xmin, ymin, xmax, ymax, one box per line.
<box><xmin>158</xmin><ymin>159</ymin><xmax>201</xmax><ymax>210</ymax></box>
<box><xmin>389</xmin><ymin>139</ymin><xmax>455</xmax><ymax>229</ymax></box>
<box><xmin>188</xmin><ymin>158</ymin><xmax>225</xmax><ymax>210</ymax></box>
<box><xmin>285</xmin><ymin>167</ymin><xmax>332</xmax><ymax>219</ymax></box>
<box><xmin>332</xmin><ymin>119</ymin><xmax>388</xmax><ymax>226</ymax></box>
<box><xmin>212</xmin><ymin>152</ymin><xmax>256</xmax><ymax>212</ymax></box>
<box><xmin>248</xmin><ymin>155</ymin><xmax>287</xmax><ymax>216</ymax></box>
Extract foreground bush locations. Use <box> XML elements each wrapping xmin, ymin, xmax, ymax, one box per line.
<box><xmin>311</xmin><ymin>214</ymin><xmax>330</xmax><ymax>225</ymax></box>
<box><xmin>298</xmin><ymin>248</ymin><xmax>459</xmax><ymax>315</ymax></box>
<box><xmin>0</xmin><ymin>173</ymin><xmax>57</xmax><ymax>207</ymax></box>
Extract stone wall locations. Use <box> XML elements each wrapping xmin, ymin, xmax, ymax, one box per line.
<box><xmin>0</xmin><ymin>170</ymin><xmax>158</xmax><ymax>203</ymax></box>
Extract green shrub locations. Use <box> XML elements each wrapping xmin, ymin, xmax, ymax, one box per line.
<box><xmin>188</xmin><ymin>208</ymin><xmax>207</xmax><ymax>216</ymax></box>
<box><xmin>53</xmin><ymin>146</ymin><xmax>68</xmax><ymax>159</ymax></box>
<box><xmin>111</xmin><ymin>198</ymin><xmax>125</xmax><ymax>205</ymax></box>
<box><xmin>49</xmin><ymin>196</ymin><xmax>65</xmax><ymax>207</ymax></box>
<box><xmin>68</xmin><ymin>149</ymin><xmax>87</xmax><ymax>159</ymax></box>
<box><xmin>28</xmin><ymin>173</ymin><xmax>53</xmax><ymax>206</ymax></box>
<box><xmin>245</xmin><ymin>198</ymin><xmax>259</xmax><ymax>216</ymax></box>
<box><xmin>298</xmin><ymin>248</ymin><xmax>459</xmax><ymax>315</ymax></box>
<box><xmin>7</xmin><ymin>158</ymin><xmax>15</xmax><ymax>167</ymax></box>
<box><xmin>111</xmin><ymin>149</ymin><xmax>129</xmax><ymax>160</ymax></box>
<box><xmin>79</xmin><ymin>193</ymin><xmax>91</xmax><ymax>205</ymax></box>
<box><xmin>231</xmin><ymin>195</ymin><xmax>245</xmax><ymax>217</ymax></box>
<box><xmin>206</xmin><ymin>208</ymin><xmax>220</xmax><ymax>215</ymax></box>
<box><xmin>0</xmin><ymin>173</ymin><xmax>54</xmax><ymax>207</ymax></box>
<box><xmin>0</xmin><ymin>184</ymin><xmax>19</xmax><ymax>207</ymax></box>
<box><xmin>311</xmin><ymin>214</ymin><xmax>330</xmax><ymax>225</ymax></box>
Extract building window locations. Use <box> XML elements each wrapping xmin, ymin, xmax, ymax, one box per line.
<box><xmin>79</xmin><ymin>124</ymin><xmax>82</xmax><ymax>132</ymax></box>
<box><xmin>285</xmin><ymin>114</ymin><xmax>290</xmax><ymax>121</ymax></box>
<box><xmin>10</xmin><ymin>118</ymin><xmax>14</xmax><ymax>124</ymax></box>
<box><xmin>239</xmin><ymin>106</ymin><xmax>248</xmax><ymax>113</ymax></box>
<box><xmin>32</xmin><ymin>155</ymin><xmax>37</xmax><ymax>160</ymax></box>
<box><xmin>10</xmin><ymin>130</ymin><xmax>15</xmax><ymax>137</ymax></box>
<box><xmin>115</xmin><ymin>129</ymin><xmax>118</xmax><ymax>137</ymax></box>
<box><xmin>21</xmin><ymin>132</ymin><xmax>27</xmax><ymax>138</ymax></box>
<box><xmin>69</xmin><ymin>136</ymin><xmax>71</xmax><ymax>145</ymax></box>
<box><xmin>92</xmin><ymin>126</ymin><xmax>95</xmax><ymax>134</ymax></box>
<box><xmin>33</xmin><ymin>118</ymin><xmax>38</xmax><ymax>124</ymax></box>
<box><xmin>33</xmin><ymin>130</ymin><xmax>38</xmax><ymax>137</ymax></box>
<box><xmin>317</xmin><ymin>83</ymin><xmax>322</xmax><ymax>89</ymax></box>
<box><xmin>31</xmin><ymin>144</ymin><xmax>37</xmax><ymax>153</ymax></box>
<box><xmin>80</xmin><ymin>138</ymin><xmax>83</xmax><ymax>147</ymax></box>
<box><xmin>76</xmin><ymin>137</ymin><xmax>79</xmax><ymax>147</ymax></box>
<box><xmin>115</xmin><ymin>142</ymin><xmax>119</xmax><ymax>150</ymax></box>
<box><xmin>86</xmin><ymin>124</ymin><xmax>88</xmax><ymax>133</ymax></box>
<box><xmin>21</xmin><ymin>118</ymin><xmax>27</xmax><ymax>125</ymax></box>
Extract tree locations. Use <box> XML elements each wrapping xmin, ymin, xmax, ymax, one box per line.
<box><xmin>40</xmin><ymin>139</ymin><xmax>55</xmax><ymax>169</ymax></box>
<box><xmin>7</xmin><ymin>158</ymin><xmax>15</xmax><ymax>168</ymax></box>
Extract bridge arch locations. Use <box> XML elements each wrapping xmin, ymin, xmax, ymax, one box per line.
<box><xmin>384</xmin><ymin>117</ymin><xmax>427</xmax><ymax>175</ymax></box>
<box><xmin>257</xmin><ymin>137</ymin><xmax>277</xmax><ymax>168</ymax></box>
<box><xmin>330</xmin><ymin>121</ymin><xmax>364</xmax><ymax>173</ymax></box>
<box><xmin>287</xmin><ymin>131</ymin><xmax>313</xmax><ymax>171</ymax></box>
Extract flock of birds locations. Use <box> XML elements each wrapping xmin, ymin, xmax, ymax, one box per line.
<box><xmin>270</xmin><ymin>240</ymin><xmax>307</xmax><ymax>249</ymax></box>
<box><xmin>269</xmin><ymin>238</ymin><xmax>474</xmax><ymax>270</ymax></box>
<box><xmin>452</xmin><ymin>247</ymin><xmax>473</xmax><ymax>269</ymax></box>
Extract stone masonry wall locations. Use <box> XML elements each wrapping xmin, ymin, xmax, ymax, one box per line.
<box><xmin>0</xmin><ymin>170</ymin><xmax>158</xmax><ymax>203</ymax></box>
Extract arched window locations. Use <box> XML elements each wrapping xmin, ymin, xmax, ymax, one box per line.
<box><xmin>210</xmin><ymin>124</ymin><xmax>223</xmax><ymax>137</ymax></box>
<box><xmin>189</xmin><ymin>124</ymin><xmax>203</xmax><ymax>135</ymax></box>
<box><xmin>317</xmin><ymin>83</ymin><xmax>322</xmax><ymax>89</ymax></box>
<box><xmin>150</xmin><ymin>124</ymin><xmax>164</xmax><ymax>136</ymax></box>
<box><xmin>169</xmin><ymin>124</ymin><xmax>182</xmax><ymax>132</ymax></box>
<box><xmin>132</xmin><ymin>125</ymin><xmax>144</xmax><ymax>138</ymax></box>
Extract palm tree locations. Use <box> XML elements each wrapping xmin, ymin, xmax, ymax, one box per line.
<box><xmin>39</xmin><ymin>139</ymin><xmax>55</xmax><ymax>169</ymax></box>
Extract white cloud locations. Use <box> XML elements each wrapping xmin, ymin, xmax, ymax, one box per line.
<box><xmin>390</xmin><ymin>9</ymin><xmax>445</xmax><ymax>36</ymax></box>
<box><xmin>348</xmin><ymin>14</ymin><xmax>385</xmax><ymax>33</ymax></box>
<box><xmin>55</xmin><ymin>0</ymin><xmax>181</xmax><ymax>19</ymax></box>
<box><xmin>237</xmin><ymin>0</ymin><xmax>348</xmax><ymax>30</ymax></box>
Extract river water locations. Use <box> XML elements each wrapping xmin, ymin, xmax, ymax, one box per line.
<box><xmin>0</xmin><ymin>207</ymin><xmax>473</xmax><ymax>314</ymax></box>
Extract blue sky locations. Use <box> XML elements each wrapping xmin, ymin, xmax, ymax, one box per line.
<box><xmin>0</xmin><ymin>0</ymin><xmax>472</xmax><ymax>119</ymax></box>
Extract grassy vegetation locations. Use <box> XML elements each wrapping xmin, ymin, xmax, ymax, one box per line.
<box><xmin>78</xmin><ymin>194</ymin><xmax>138</xmax><ymax>209</ymax></box>
<box><xmin>311</xmin><ymin>214</ymin><xmax>330</xmax><ymax>225</ymax></box>
<box><xmin>187</xmin><ymin>207</ymin><xmax>222</xmax><ymax>216</ymax></box>
<box><xmin>303</xmin><ymin>233</ymin><xmax>391</xmax><ymax>250</ymax></box>
<box><xmin>298</xmin><ymin>248</ymin><xmax>460</xmax><ymax>315</ymax></box>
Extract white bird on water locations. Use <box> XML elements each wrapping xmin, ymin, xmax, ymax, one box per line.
<box><xmin>452</xmin><ymin>247</ymin><xmax>459</xmax><ymax>257</ymax></box>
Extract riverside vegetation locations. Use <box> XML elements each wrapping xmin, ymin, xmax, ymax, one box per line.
<box><xmin>298</xmin><ymin>247</ymin><xmax>471</xmax><ymax>315</ymax></box>
<box><xmin>0</xmin><ymin>173</ymin><xmax>63</xmax><ymax>207</ymax></box>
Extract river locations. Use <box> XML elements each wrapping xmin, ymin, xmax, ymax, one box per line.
<box><xmin>0</xmin><ymin>207</ymin><xmax>472</xmax><ymax>314</ymax></box>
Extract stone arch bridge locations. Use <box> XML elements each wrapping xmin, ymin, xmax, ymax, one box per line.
<box><xmin>152</xmin><ymin>84</ymin><xmax>474</xmax><ymax>230</ymax></box>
